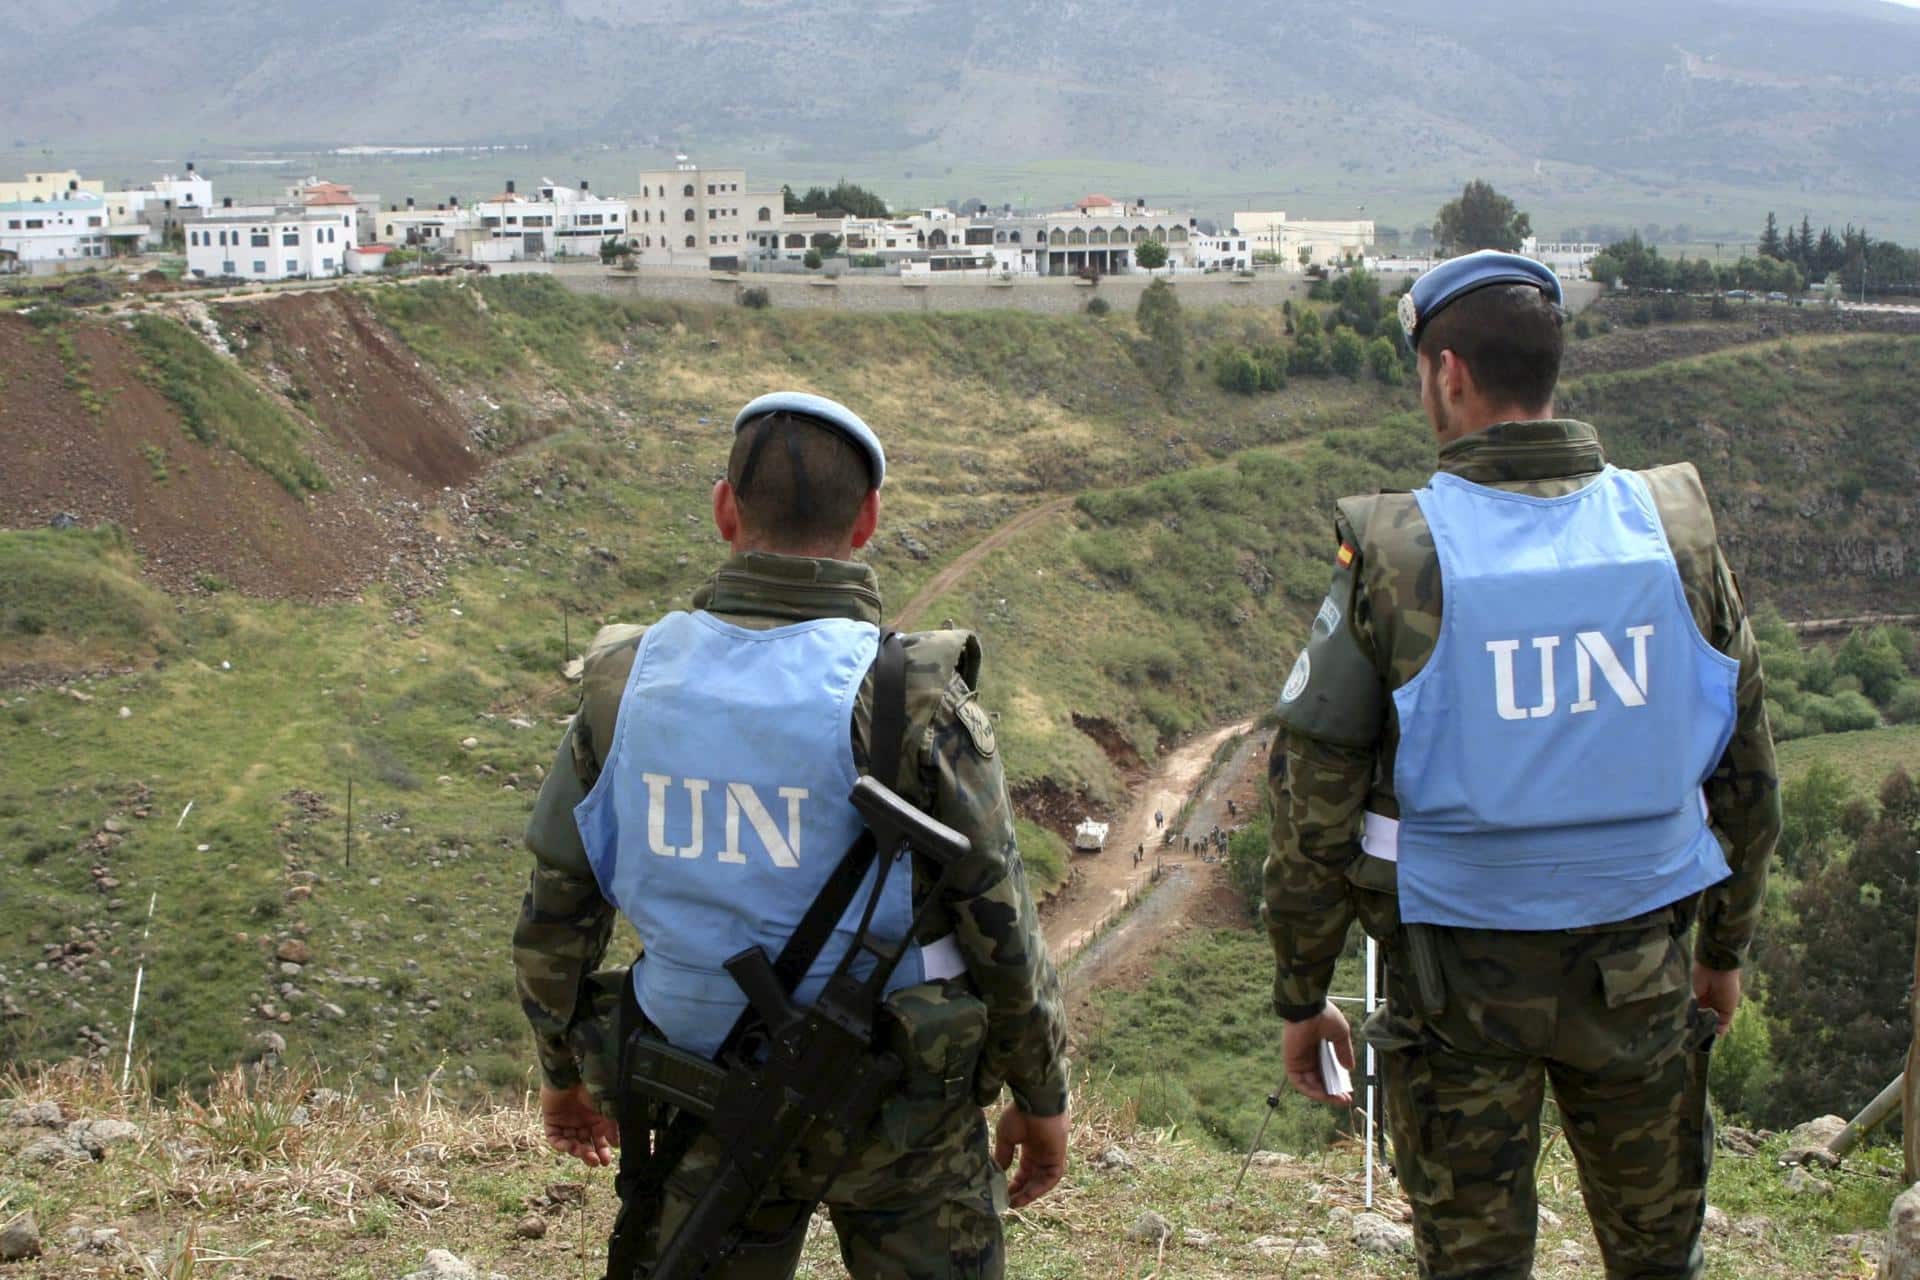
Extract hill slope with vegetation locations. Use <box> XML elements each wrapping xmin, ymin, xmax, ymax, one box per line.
<box><xmin>1</xmin><ymin>276</ymin><xmax>1918</xmax><ymax>1106</ymax></box>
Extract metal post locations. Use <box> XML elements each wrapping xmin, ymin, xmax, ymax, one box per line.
<box><xmin>120</xmin><ymin>892</ymin><xmax>157</xmax><ymax>1090</ymax></box>
<box><xmin>345</xmin><ymin>777</ymin><xmax>354</xmax><ymax>871</ymax></box>
<box><xmin>1364</xmin><ymin>934</ymin><xmax>1378</xmax><ymax>1208</ymax></box>
<box><xmin>1829</xmin><ymin>1072</ymin><xmax>1904</xmax><ymax>1158</ymax></box>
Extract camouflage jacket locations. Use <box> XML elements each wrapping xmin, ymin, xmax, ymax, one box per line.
<box><xmin>512</xmin><ymin>551</ymin><xmax>1070</xmax><ymax>1116</ymax></box>
<box><xmin>1263</xmin><ymin>420</ymin><xmax>1781</xmax><ymax>1020</ymax></box>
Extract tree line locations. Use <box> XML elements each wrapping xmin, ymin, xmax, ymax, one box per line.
<box><xmin>1759</xmin><ymin>212</ymin><xmax>1920</xmax><ymax>297</ymax></box>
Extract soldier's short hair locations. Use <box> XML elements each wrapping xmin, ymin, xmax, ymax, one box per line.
<box><xmin>1419</xmin><ymin>284</ymin><xmax>1564</xmax><ymax>411</ymax></box>
<box><xmin>727</xmin><ymin>412</ymin><xmax>874</xmax><ymax>545</ymax></box>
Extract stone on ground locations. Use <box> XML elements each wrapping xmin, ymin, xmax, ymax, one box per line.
<box><xmin>1127</xmin><ymin>1210</ymin><xmax>1171</xmax><ymax>1242</ymax></box>
<box><xmin>1880</xmin><ymin>1182</ymin><xmax>1920</xmax><ymax>1280</ymax></box>
<box><xmin>0</xmin><ymin>1214</ymin><xmax>41</xmax><ymax>1262</ymax></box>
<box><xmin>1353</xmin><ymin>1211</ymin><xmax>1415</xmax><ymax>1256</ymax></box>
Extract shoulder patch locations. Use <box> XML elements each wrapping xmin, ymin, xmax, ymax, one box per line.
<box><xmin>1280</xmin><ymin>650</ymin><xmax>1312</xmax><ymax>704</ymax></box>
<box><xmin>956</xmin><ymin>696</ymin><xmax>996</xmax><ymax>757</ymax></box>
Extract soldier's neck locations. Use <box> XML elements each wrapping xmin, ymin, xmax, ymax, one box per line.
<box><xmin>1434</xmin><ymin>400</ymin><xmax>1555</xmax><ymax>448</ymax></box>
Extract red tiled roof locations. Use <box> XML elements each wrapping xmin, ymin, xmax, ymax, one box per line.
<box><xmin>1076</xmin><ymin>193</ymin><xmax>1115</xmax><ymax>209</ymax></box>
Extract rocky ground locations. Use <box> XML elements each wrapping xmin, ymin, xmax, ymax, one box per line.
<box><xmin>0</xmin><ymin>1063</ymin><xmax>1908</xmax><ymax>1279</ymax></box>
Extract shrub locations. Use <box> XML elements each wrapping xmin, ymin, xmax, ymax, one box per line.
<box><xmin>1888</xmin><ymin>681</ymin><xmax>1920</xmax><ymax>725</ymax></box>
<box><xmin>1366</xmin><ymin>336</ymin><xmax>1401</xmax><ymax>384</ymax></box>
<box><xmin>803</xmin><ymin>249</ymin><xmax>822</xmax><ymax>270</ymax></box>
<box><xmin>1573</xmin><ymin>315</ymin><xmax>1593</xmax><ymax>339</ymax></box>
<box><xmin>1213</xmin><ymin>345</ymin><xmax>1262</xmax><ymax>395</ymax></box>
<box><xmin>1289</xmin><ymin>332</ymin><xmax>1328</xmax><ymax>376</ymax></box>
<box><xmin>1329</xmin><ymin>330</ymin><xmax>1365</xmax><ymax>380</ymax></box>
<box><xmin>1085</xmin><ymin>295</ymin><xmax>1111</xmax><ymax>317</ymax></box>
<box><xmin>738</xmin><ymin>287</ymin><xmax>770</xmax><ymax>309</ymax></box>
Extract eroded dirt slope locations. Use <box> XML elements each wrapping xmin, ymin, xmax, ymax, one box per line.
<box><xmin>0</xmin><ymin>294</ymin><xmax>482</xmax><ymax>599</ymax></box>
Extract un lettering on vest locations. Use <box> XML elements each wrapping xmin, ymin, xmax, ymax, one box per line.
<box><xmin>1485</xmin><ymin>625</ymin><xmax>1654</xmax><ymax>721</ymax></box>
<box><xmin>640</xmin><ymin>773</ymin><xmax>807</xmax><ymax>867</ymax></box>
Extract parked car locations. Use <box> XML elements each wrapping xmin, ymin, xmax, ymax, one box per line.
<box><xmin>1766</xmin><ymin>291</ymin><xmax>1789</xmax><ymax>302</ymax></box>
<box><xmin>1725</xmin><ymin>288</ymin><xmax>1755</xmax><ymax>300</ymax></box>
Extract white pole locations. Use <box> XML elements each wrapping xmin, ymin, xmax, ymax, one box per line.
<box><xmin>120</xmin><ymin>892</ymin><xmax>157</xmax><ymax>1090</ymax></box>
<box><xmin>174</xmin><ymin>800</ymin><xmax>193</xmax><ymax>831</ymax></box>
<box><xmin>1364</xmin><ymin>934</ymin><xmax>1378</xmax><ymax>1208</ymax></box>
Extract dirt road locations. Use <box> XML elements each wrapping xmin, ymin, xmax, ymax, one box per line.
<box><xmin>890</xmin><ymin>497</ymin><xmax>1075</xmax><ymax>630</ymax></box>
<box><xmin>1044</xmin><ymin>718</ymin><xmax>1257</xmax><ymax>965</ymax></box>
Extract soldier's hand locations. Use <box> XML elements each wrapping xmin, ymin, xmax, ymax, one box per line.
<box><xmin>994</xmin><ymin>1105</ymin><xmax>1069</xmax><ymax>1208</ymax></box>
<box><xmin>540</xmin><ymin>1083</ymin><xmax>618</xmax><ymax>1167</ymax></box>
<box><xmin>1692</xmin><ymin>963</ymin><xmax>1741</xmax><ymax>1037</ymax></box>
<box><xmin>1282</xmin><ymin>1004</ymin><xmax>1354</xmax><ymax>1106</ymax></box>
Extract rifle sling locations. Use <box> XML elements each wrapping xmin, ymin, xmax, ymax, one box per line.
<box><xmin>606</xmin><ymin>628</ymin><xmax>908</xmax><ymax>1279</ymax></box>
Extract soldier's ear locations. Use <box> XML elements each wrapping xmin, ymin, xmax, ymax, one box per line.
<box><xmin>1437</xmin><ymin>348</ymin><xmax>1474</xmax><ymax>405</ymax></box>
<box><xmin>714</xmin><ymin>479</ymin><xmax>743</xmax><ymax>545</ymax></box>
<box><xmin>848</xmin><ymin>489</ymin><xmax>881</xmax><ymax>550</ymax></box>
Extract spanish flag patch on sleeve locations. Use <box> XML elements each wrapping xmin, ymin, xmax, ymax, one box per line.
<box><xmin>1336</xmin><ymin>542</ymin><xmax>1355</xmax><ymax>568</ymax></box>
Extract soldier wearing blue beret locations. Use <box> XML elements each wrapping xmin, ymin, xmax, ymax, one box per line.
<box><xmin>514</xmin><ymin>392</ymin><xmax>1070</xmax><ymax>1278</ymax></box>
<box><xmin>1265</xmin><ymin>252</ymin><xmax>1780</xmax><ymax>1278</ymax></box>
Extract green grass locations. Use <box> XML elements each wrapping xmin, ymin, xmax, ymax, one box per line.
<box><xmin>1080</xmin><ymin>924</ymin><xmax>1362</xmax><ymax>1156</ymax></box>
<box><xmin>0</xmin><ymin>524</ymin><xmax>176</xmax><ymax>669</ymax></box>
<box><xmin>126</xmin><ymin>313</ymin><xmax>328</xmax><ymax>495</ymax></box>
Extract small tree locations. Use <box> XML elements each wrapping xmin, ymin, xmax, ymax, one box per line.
<box><xmin>1134</xmin><ymin>278</ymin><xmax>1186</xmax><ymax>393</ymax></box>
<box><xmin>1135</xmin><ymin>239</ymin><xmax>1169</xmax><ymax>270</ymax></box>
<box><xmin>803</xmin><ymin>248</ymin><xmax>823</xmax><ymax>270</ymax></box>
<box><xmin>1433</xmin><ymin>179</ymin><xmax>1531</xmax><ymax>254</ymax></box>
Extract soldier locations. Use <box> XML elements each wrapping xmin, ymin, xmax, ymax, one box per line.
<box><xmin>513</xmin><ymin>391</ymin><xmax>1070</xmax><ymax>1279</ymax></box>
<box><xmin>1263</xmin><ymin>253</ymin><xmax>1779</xmax><ymax>1280</ymax></box>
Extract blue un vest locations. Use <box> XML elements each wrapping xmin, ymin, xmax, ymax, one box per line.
<box><xmin>573</xmin><ymin>611</ymin><xmax>924</xmax><ymax>1058</ymax></box>
<box><xmin>1391</xmin><ymin>467</ymin><xmax>1739</xmax><ymax>931</ymax></box>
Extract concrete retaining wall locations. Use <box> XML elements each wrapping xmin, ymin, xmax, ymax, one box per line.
<box><xmin>506</xmin><ymin>261</ymin><xmax>1314</xmax><ymax>315</ymax></box>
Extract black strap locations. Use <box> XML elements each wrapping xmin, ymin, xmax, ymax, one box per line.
<box><xmin>606</xmin><ymin>629</ymin><xmax>909</xmax><ymax>1279</ymax></box>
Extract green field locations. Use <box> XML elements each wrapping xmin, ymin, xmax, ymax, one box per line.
<box><xmin>1777</xmin><ymin>725</ymin><xmax>1920</xmax><ymax>792</ymax></box>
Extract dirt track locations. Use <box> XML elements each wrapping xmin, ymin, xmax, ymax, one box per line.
<box><xmin>890</xmin><ymin>497</ymin><xmax>1075</xmax><ymax>630</ymax></box>
<box><xmin>1044</xmin><ymin>718</ymin><xmax>1256</xmax><ymax>964</ymax></box>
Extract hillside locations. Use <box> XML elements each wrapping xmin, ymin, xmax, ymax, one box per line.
<box><xmin>5</xmin><ymin>1</ymin><xmax>1920</xmax><ymax>234</ymax></box>
<box><xmin>0</xmin><ymin>1061</ymin><xmax>1905</xmax><ymax>1278</ymax></box>
<box><xmin>2</xmin><ymin>277</ymin><xmax>1920</xmax><ymax>1101</ymax></box>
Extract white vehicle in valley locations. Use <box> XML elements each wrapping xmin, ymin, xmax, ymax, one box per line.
<box><xmin>1073</xmin><ymin>818</ymin><xmax>1110</xmax><ymax>853</ymax></box>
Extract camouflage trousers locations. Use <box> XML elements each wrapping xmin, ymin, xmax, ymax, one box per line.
<box><xmin>1363</xmin><ymin>915</ymin><xmax>1717</xmax><ymax>1280</ymax></box>
<box><xmin>575</xmin><ymin>974</ymin><xmax>1007</xmax><ymax>1280</ymax></box>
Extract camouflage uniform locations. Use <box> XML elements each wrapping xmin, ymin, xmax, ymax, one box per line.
<box><xmin>1264</xmin><ymin>421</ymin><xmax>1780</xmax><ymax>1280</ymax></box>
<box><xmin>514</xmin><ymin>550</ymin><xmax>1069</xmax><ymax>1279</ymax></box>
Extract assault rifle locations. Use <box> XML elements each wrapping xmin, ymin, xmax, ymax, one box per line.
<box><xmin>624</xmin><ymin>774</ymin><xmax>970</xmax><ymax>1280</ymax></box>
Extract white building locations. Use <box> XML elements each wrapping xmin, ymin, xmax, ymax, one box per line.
<box><xmin>1233</xmin><ymin>211</ymin><xmax>1376</xmax><ymax>269</ymax></box>
<box><xmin>375</xmin><ymin>198</ymin><xmax>473</xmax><ymax>251</ymax></box>
<box><xmin>0</xmin><ymin>191</ymin><xmax>112</xmax><ymax>270</ymax></box>
<box><xmin>630</xmin><ymin>157</ymin><xmax>787</xmax><ymax>269</ymax></box>
<box><xmin>1191</xmin><ymin>230</ymin><xmax>1253</xmax><ymax>272</ymax></box>
<box><xmin>1521</xmin><ymin>237</ymin><xmax>1602</xmax><ymax>280</ymax></box>
<box><xmin>184</xmin><ymin>196</ymin><xmax>357</xmax><ymax>281</ymax></box>
<box><xmin>105</xmin><ymin>166</ymin><xmax>216</xmax><ymax>247</ymax></box>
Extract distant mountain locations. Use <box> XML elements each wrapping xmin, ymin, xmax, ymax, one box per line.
<box><xmin>3</xmin><ymin>0</ymin><xmax>1918</xmax><ymax>203</ymax></box>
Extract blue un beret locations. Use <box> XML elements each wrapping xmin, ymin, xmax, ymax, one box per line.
<box><xmin>732</xmin><ymin>391</ymin><xmax>885</xmax><ymax>490</ymax></box>
<box><xmin>1399</xmin><ymin>250</ymin><xmax>1564</xmax><ymax>350</ymax></box>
